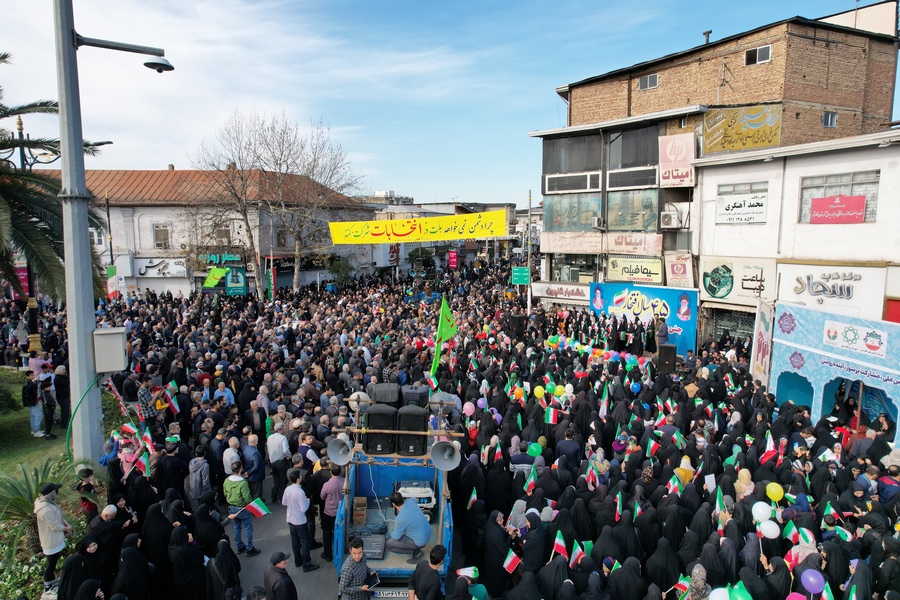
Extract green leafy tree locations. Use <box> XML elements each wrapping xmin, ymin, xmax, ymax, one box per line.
<box><xmin>0</xmin><ymin>52</ymin><xmax>106</xmax><ymax>298</ymax></box>
<box><xmin>327</xmin><ymin>257</ymin><xmax>355</xmax><ymax>286</ymax></box>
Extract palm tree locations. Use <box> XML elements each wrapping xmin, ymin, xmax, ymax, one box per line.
<box><xmin>0</xmin><ymin>51</ymin><xmax>106</xmax><ymax>298</ymax></box>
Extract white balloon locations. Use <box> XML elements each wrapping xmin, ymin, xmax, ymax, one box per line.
<box><xmin>759</xmin><ymin>520</ymin><xmax>781</xmax><ymax>539</ymax></box>
<box><xmin>709</xmin><ymin>588</ymin><xmax>730</xmax><ymax>600</ymax></box>
<box><xmin>752</xmin><ymin>501</ymin><xmax>773</xmax><ymax>523</ymax></box>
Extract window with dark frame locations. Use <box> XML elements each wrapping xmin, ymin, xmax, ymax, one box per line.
<box><xmin>798</xmin><ymin>170</ymin><xmax>879</xmax><ymax>223</ymax></box>
<box><xmin>744</xmin><ymin>45</ymin><xmax>771</xmax><ymax>66</ymax></box>
<box><xmin>153</xmin><ymin>224</ymin><xmax>171</xmax><ymax>249</ymax></box>
<box><xmin>823</xmin><ymin>111</ymin><xmax>837</xmax><ymax>128</ymax></box>
<box><xmin>638</xmin><ymin>73</ymin><xmax>658</xmax><ymax>90</ymax></box>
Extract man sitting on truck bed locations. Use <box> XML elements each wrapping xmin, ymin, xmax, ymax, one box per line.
<box><xmin>386</xmin><ymin>490</ymin><xmax>431</xmax><ymax>564</ymax></box>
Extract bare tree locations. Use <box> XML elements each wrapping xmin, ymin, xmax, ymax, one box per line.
<box><xmin>194</xmin><ymin>110</ymin><xmax>363</xmax><ymax>296</ymax></box>
<box><xmin>255</xmin><ymin>116</ymin><xmax>363</xmax><ymax>291</ymax></box>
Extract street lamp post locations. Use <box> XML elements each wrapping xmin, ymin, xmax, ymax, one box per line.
<box><xmin>52</xmin><ymin>0</ymin><xmax>171</xmax><ymax>460</ymax></box>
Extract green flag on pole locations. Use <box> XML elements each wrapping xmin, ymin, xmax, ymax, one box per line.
<box><xmin>430</xmin><ymin>296</ymin><xmax>457</xmax><ymax>375</ymax></box>
<box><xmin>203</xmin><ymin>267</ymin><xmax>229</xmax><ymax>288</ymax></box>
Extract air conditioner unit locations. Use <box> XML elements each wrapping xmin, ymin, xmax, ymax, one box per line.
<box><xmin>591</xmin><ymin>217</ymin><xmax>606</xmax><ymax>231</ymax></box>
<box><xmin>660</xmin><ymin>211</ymin><xmax>682</xmax><ymax>229</ymax></box>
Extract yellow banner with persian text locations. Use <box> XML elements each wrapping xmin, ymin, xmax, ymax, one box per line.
<box><xmin>329</xmin><ymin>210</ymin><xmax>508</xmax><ymax>244</ymax></box>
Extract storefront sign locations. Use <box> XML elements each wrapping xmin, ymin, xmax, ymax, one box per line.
<box><xmin>134</xmin><ymin>257</ymin><xmax>187</xmax><ymax>278</ymax></box>
<box><xmin>540</xmin><ymin>232</ymin><xmax>604</xmax><ymax>254</ymax></box>
<box><xmin>699</xmin><ymin>256</ymin><xmax>777</xmax><ymax>305</ymax></box>
<box><xmin>715</xmin><ymin>193</ymin><xmax>768</xmax><ymax>224</ymax></box>
<box><xmin>198</xmin><ymin>252</ymin><xmax>243</xmax><ymax>265</ymax></box>
<box><xmin>531</xmin><ymin>281</ymin><xmax>590</xmax><ymax>304</ymax></box>
<box><xmin>607</xmin><ymin>189</ymin><xmax>659</xmax><ymax>232</ymax></box>
<box><xmin>448</xmin><ymin>250</ymin><xmax>458</xmax><ymax>269</ymax></box>
<box><xmin>372</xmin><ymin>243</ymin><xmax>403</xmax><ymax>268</ymax></box>
<box><xmin>809</xmin><ymin>195</ymin><xmax>866</xmax><ymax>224</ymax></box>
<box><xmin>329</xmin><ymin>210</ymin><xmax>507</xmax><ymax>244</ymax></box>
<box><xmin>607</xmin><ymin>255</ymin><xmax>664</xmax><ymax>285</ymax></box>
<box><xmin>824</xmin><ymin>319</ymin><xmax>887</xmax><ymax>359</ymax></box>
<box><xmin>658</xmin><ymin>133</ymin><xmax>695</xmax><ymax>188</ymax></box>
<box><xmin>664</xmin><ymin>253</ymin><xmax>694</xmax><ymax>287</ymax></box>
<box><xmin>750</xmin><ymin>300</ymin><xmax>775</xmax><ymax>388</ymax></box>
<box><xmin>776</xmin><ymin>263</ymin><xmax>886</xmax><ymax>319</ymax></box>
<box><xmin>702</xmin><ymin>104</ymin><xmax>782</xmax><ymax>154</ymax></box>
<box><xmin>607</xmin><ymin>233</ymin><xmax>663</xmax><ymax>255</ymax></box>
<box><xmin>590</xmin><ymin>283</ymin><xmax>698</xmax><ymax>356</ymax></box>
<box><xmin>224</xmin><ymin>266</ymin><xmax>247</xmax><ymax>296</ymax></box>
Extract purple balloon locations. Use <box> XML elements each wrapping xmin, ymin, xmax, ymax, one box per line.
<box><xmin>800</xmin><ymin>569</ymin><xmax>825</xmax><ymax>595</ymax></box>
<box><xmin>494</xmin><ymin>413</ymin><xmax>503</xmax><ymax>425</ymax></box>
<box><xmin>477</xmin><ymin>397</ymin><xmax>487</xmax><ymax>409</ymax></box>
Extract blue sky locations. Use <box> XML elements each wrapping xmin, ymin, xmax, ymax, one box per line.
<box><xmin>4</xmin><ymin>1</ymin><xmax>895</xmax><ymax>207</ymax></box>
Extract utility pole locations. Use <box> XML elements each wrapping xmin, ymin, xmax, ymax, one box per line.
<box><xmin>527</xmin><ymin>190</ymin><xmax>532</xmax><ymax>315</ymax></box>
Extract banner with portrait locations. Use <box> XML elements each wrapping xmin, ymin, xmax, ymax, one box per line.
<box><xmin>590</xmin><ymin>282</ymin><xmax>698</xmax><ymax>356</ymax></box>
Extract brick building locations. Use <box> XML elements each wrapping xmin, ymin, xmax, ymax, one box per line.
<box><xmin>528</xmin><ymin>1</ymin><xmax>898</xmax><ymax>316</ymax></box>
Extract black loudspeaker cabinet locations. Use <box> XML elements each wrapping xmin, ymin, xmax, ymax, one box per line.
<box><xmin>509</xmin><ymin>314</ymin><xmax>526</xmax><ymax>338</ymax></box>
<box><xmin>658</xmin><ymin>344</ymin><xmax>677</xmax><ymax>375</ymax></box>
<box><xmin>372</xmin><ymin>382</ymin><xmax>401</xmax><ymax>407</ymax></box>
<box><xmin>396</xmin><ymin>405</ymin><xmax>429</xmax><ymax>456</ymax></box>
<box><xmin>363</xmin><ymin>404</ymin><xmax>397</xmax><ymax>454</ymax></box>
<box><xmin>402</xmin><ymin>385</ymin><xmax>430</xmax><ymax>408</ymax></box>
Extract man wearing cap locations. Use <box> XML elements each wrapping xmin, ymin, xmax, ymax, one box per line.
<box><xmin>264</xmin><ymin>551</ymin><xmax>298</xmax><ymax>600</ymax></box>
<box><xmin>34</xmin><ymin>482</ymin><xmax>72</xmax><ymax>594</ymax></box>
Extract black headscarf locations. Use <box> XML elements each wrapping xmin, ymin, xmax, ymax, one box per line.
<box><xmin>521</xmin><ymin>512</ymin><xmax>547</xmax><ymax>573</ymax></box>
<box><xmin>168</xmin><ymin>525</ymin><xmax>206</xmax><ymax>600</ymax></box>
<box><xmin>111</xmin><ymin>547</ymin><xmax>150</xmax><ymax>600</ymax></box>
<box><xmin>607</xmin><ymin>556</ymin><xmax>647</xmax><ymax>600</ymax></box>
<box><xmin>677</xmin><ymin>530</ymin><xmax>702</xmax><ymax>572</ymax></box>
<box><xmin>645</xmin><ymin>537</ymin><xmax>681</xmax><ymax>591</ymax></box>
<box><xmin>591</xmin><ymin>525</ymin><xmax>622</xmax><ymax>565</ymax></box>
<box><xmin>570</xmin><ymin>498</ymin><xmax>595</xmax><ymax>542</ymax></box>
<box><xmin>699</xmin><ymin>542</ymin><xmax>727</xmax><ymax>589</ymax></box>
<box><xmin>843</xmin><ymin>560</ymin><xmax>874</xmax><ymax>600</ymax></box>
<box><xmin>484</xmin><ymin>458</ymin><xmax>513</xmax><ymax>517</ymax></box>
<box><xmin>192</xmin><ymin>503</ymin><xmax>226</xmax><ymax>558</ymax></box>
<box><xmin>536</xmin><ymin>555</ymin><xmax>569</xmax><ymax>600</ymax></box>
<box><xmin>57</xmin><ymin>554</ymin><xmax>90</xmax><ymax>600</ymax></box>
<box><xmin>481</xmin><ymin>510</ymin><xmax>510</xmax><ymax>596</ymax></box>
<box><xmin>507</xmin><ymin>572</ymin><xmax>542</xmax><ymax>600</ymax></box>
<box><xmin>207</xmin><ymin>539</ymin><xmax>242</xmax><ymax>600</ymax></box>
<box><xmin>738</xmin><ymin>566</ymin><xmax>769</xmax><ymax>600</ymax></box>
<box><xmin>140</xmin><ymin>502</ymin><xmax>173</xmax><ymax>596</ymax></box>
<box><xmin>74</xmin><ymin>579</ymin><xmax>102</xmax><ymax>600</ymax></box>
<box><xmin>764</xmin><ymin>556</ymin><xmax>792</xmax><ymax>599</ymax></box>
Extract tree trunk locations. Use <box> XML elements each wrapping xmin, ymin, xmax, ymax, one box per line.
<box><xmin>241</xmin><ymin>213</ymin><xmax>265</xmax><ymax>300</ymax></box>
<box><xmin>292</xmin><ymin>237</ymin><xmax>302</xmax><ymax>292</ymax></box>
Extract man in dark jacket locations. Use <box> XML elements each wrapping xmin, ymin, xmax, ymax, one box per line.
<box><xmin>242</xmin><ymin>434</ymin><xmax>266</xmax><ymax>499</ymax></box>
<box><xmin>264</xmin><ymin>551</ymin><xmax>298</xmax><ymax>600</ymax></box>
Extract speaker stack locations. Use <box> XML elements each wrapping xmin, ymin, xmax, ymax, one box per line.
<box><xmin>362</xmin><ymin>404</ymin><xmax>397</xmax><ymax>454</ymax></box>
<box><xmin>658</xmin><ymin>344</ymin><xmax>677</xmax><ymax>375</ymax></box>
<box><xmin>401</xmin><ymin>385</ymin><xmax>430</xmax><ymax>408</ymax></box>
<box><xmin>372</xmin><ymin>382</ymin><xmax>401</xmax><ymax>407</ymax></box>
<box><xmin>396</xmin><ymin>405</ymin><xmax>429</xmax><ymax>455</ymax></box>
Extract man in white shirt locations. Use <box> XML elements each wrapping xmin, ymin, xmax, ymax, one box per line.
<box><xmin>223</xmin><ymin>437</ymin><xmax>240</xmax><ymax>475</ymax></box>
<box><xmin>267</xmin><ymin>422</ymin><xmax>291</xmax><ymax>503</ymax></box>
<box><xmin>282</xmin><ymin>469</ymin><xmax>319</xmax><ymax>572</ymax></box>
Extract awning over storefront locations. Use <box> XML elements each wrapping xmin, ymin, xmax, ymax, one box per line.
<box><xmin>700</xmin><ymin>301</ymin><xmax>757</xmax><ymax>313</ymax></box>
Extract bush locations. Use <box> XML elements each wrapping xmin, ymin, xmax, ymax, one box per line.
<box><xmin>0</xmin><ymin>386</ymin><xmax>17</xmax><ymax>415</ymax></box>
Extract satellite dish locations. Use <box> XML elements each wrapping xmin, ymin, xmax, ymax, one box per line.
<box><xmin>347</xmin><ymin>391</ymin><xmax>371</xmax><ymax>413</ymax></box>
<box><xmin>431</xmin><ymin>441</ymin><xmax>460</xmax><ymax>471</ymax></box>
<box><xmin>429</xmin><ymin>391</ymin><xmax>456</xmax><ymax>414</ymax></box>
<box><xmin>327</xmin><ymin>438</ymin><xmax>353</xmax><ymax>466</ymax></box>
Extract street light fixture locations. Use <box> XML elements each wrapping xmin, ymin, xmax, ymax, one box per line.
<box><xmin>53</xmin><ymin>0</ymin><xmax>173</xmax><ymax>460</ymax></box>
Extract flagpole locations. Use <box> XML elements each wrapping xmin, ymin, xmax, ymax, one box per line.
<box><xmin>526</xmin><ymin>190</ymin><xmax>532</xmax><ymax>316</ymax></box>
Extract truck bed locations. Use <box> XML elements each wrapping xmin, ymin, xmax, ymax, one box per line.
<box><xmin>351</xmin><ymin>505</ymin><xmax>443</xmax><ymax>577</ymax></box>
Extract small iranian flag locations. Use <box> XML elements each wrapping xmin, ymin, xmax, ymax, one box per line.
<box><xmin>503</xmin><ymin>549</ymin><xmax>520</xmax><ymax>573</ymax></box>
<box><xmin>569</xmin><ymin>540</ymin><xmax>585</xmax><ymax>568</ymax></box>
<box><xmin>821</xmin><ymin>583</ymin><xmax>836</xmax><ymax>600</ymax></box>
<box><xmin>654</xmin><ymin>412</ymin><xmax>667</xmax><ymax>428</ymax></box>
<box><xmin>760</xmin><ymin>431</ymin><xmax>778</xmax><ymax>464</ymax></box>
<box><xmin>646</xmin><ymin>439</ymin><xmax>660</xmax><ymax>458</ymax></box>
<box><xmin>524</xmin><ymin>465</ymin><xmax>537</xmax><ymax>493</ymax></box>
<box><xmin>633</xmin><ymin>503</ymin><xmax>643</xmax><ymax>522</ymax></box>
<box><xmin>480</xmin><ymin>445</ymin><xmax>489</xmax><ymax>464</ymax></box>
<box><xmin>664</xmin><ymin>397</ymin><xmax>676</xmax><ymax>414</ymax></box>
<box><xmin>693</xmin><ymin>461</ymin><xmax>704</xmax><ymax>482</ymax></box>
<box><xmin>672</xmin><ymin>430</ymin><xmax>687</xmax><ymax>450</ymax></box>
<box><xmin>426</xmin><ymin>372</ymin><xmax>439</xmax><ymax>391</ymax></box>
<box><xmin>834</xmin><ymin>526</ymin><xmax>853</xmax><ymax>541</ymax></box>
<box><xmin>613</xmin><ymin>289</ymin><xmax>628</xmax><ymax>305</ymax></box>
<box><xmin>609</xmin><ymin>559</ymin><xmax>621</xmax><ymax>573</ymax></box>
<box><xmin>783</xmin><ymin>493</ymin><xmax>797</xmax><ymax>504</ymax></box>
<box><xmin>545</xmin><ymin>407</ymin><xmax>559</xmax><ymax>424</ymax></box>
<box><xmin>799</xmin><ymin>527</ymin><xmax>815</xmax><ymax>545</ymax></box>
<box><xmin>494</xmin><ymin>444</ymin><xmax>503</xmax><ymax>462</ymax></box>
<box><xmin>666</xmin><ymin>475</ymin><xmax>684</xmax><ymax>495</ymax></box>
<box><xmin>823</xmin><ymin>501</ymin><xmax>843</xmax><ymax>521</ymax></box>
<box><xmin>546</xmin><ymin>498</ymin><xmax>557</xmax><ymax>509</ymax></box>
<box><xmin>244</xmin><ymin>498</ymin><xmax>272</xmax><ymax>517</ymax></box>
<box><xmin>552</xmin><ymin>530</ymin><xmax>568</xmax><ymax>559</ymax></box>
<box><xmin>106</xmin><ymin>378</ymin><xmax>128</xmax><ymax>416</ymax></box>
<box><xmin>142</xmin><ymin>431</ymin><xmax>154</xmax><ymax>449</ymax></box>
<box><xmin>672</xmin><ymin>575</ymin><xmax>690</xmax><ymax>596</ymax></box>
<box><xmin>614</xmin><ymin>491</ymin><xmax>623</xmax><ymax>522</ymax></box>
<box><xmin>467</xmin><ymin>489</ymin><xmax>477</xmax><ymax>509</ymax></box>
<box><xmin>135</xmin><ymin>454</ymin><xmax>149</xmax><ymax>476</ymax></box>
<box><xmin>714</xmin><ymin>487</ymin><xmax>725</xmax><ymax>515</ymax></box>
<box><xmin>585</xmin><ymin>466</ymin><xmax>599</xmax><ymax>488</ymax></box>
<box><xmin>783</xmin><ymin>520</ymin><xmax>799</xmax><ymax>543</ymax></box>
<box><xmin>469</xmin><ymin>357</ymin><xmax>478</xmax><ymax>371</ymax></box>
<box><xmin>120</xmin><ymin>422</ymin><xmax>138</xmax><ymax>436</ymax></box>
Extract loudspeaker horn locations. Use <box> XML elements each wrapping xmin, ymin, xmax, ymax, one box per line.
<box><xmin>327</xmin><ymin>438</ymin><xmax>353</xmax><ymax>466</ymax></box>
<box><xmin>347</xmin><ymin>391</ymin><xmax>371</xmax><ymax>412</ymax></box>
<box><xmin>429</xmin><ymin>391</ymin><xmax>456</xmax><ymax>414</ymax></box>
<box><xmin>431</xmin><ymin>441</ymin><xmax>460</xmax><ymax>471</ymax></box>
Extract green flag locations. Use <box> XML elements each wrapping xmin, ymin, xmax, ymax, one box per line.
<box><xmin>203</xmin><ymin>267</ymin><xmax>229</xmax><ymax>288</ymax></box>
<box><xmin>430</xmin><ymin>296</ymin><xmax>457</xmax><ymax>375</ymax></box>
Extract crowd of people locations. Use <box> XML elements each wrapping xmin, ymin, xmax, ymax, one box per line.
<box><xmin>11</xmin><ymin>258</ymin><xmax>900</xmax><ymax>599</ymax></box>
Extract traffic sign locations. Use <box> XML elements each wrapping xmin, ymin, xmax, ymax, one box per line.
<box><xmin>511</xmin><ymin>267</ymin><xmax>531</xmax><ymax>285</ymax></box>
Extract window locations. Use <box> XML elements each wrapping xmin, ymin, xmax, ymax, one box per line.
<box><xmin>88</xmin><ymin>227</ymin><xmax>104</xmax><ymax>247</ymax></box>
<box><xmin>153</xmin><ymin>224</ymin><xmax>170</xmax><ymax>249</ymax></box>
<box><xmin>638</xmin><ymin>73</ymin><xmax>658</xmax><ymax>90</ymax></box>
<box><xmin>608</xmin><ymin>125</ymin><xmax>660</xmax><ymax>170</ymax></box>
<box><xmin>717</xmin><ymin>182</ymin><xmax>769</xmax><ymax>195</ymax></box>
<box><xmin>823</xmin><ymin>111</ymin><xmax>837</xmax><ymax>128</ymax></box>
<box><xmin>213</xmin><ymin>226</ymin><xmax>231</xmax><ymax>245</ymax></box>
<box><xmin>542</xmin><ymin>134</ymin><xmax>602</xmax><ymax>174</ymax></box>
<box><xmin>680</xmin><ymin>116</ymin><xmax>688</xmax><ymax>129</ymax></box>
<box><xmin>744</xmin><ymin>45</ymin><xmax>771</xmax><ymax>65</ymax></box>
<box><xmin>799</xmin><ymin>170</ymin><xmax>879</xmax><ymax>223</ymax></box>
